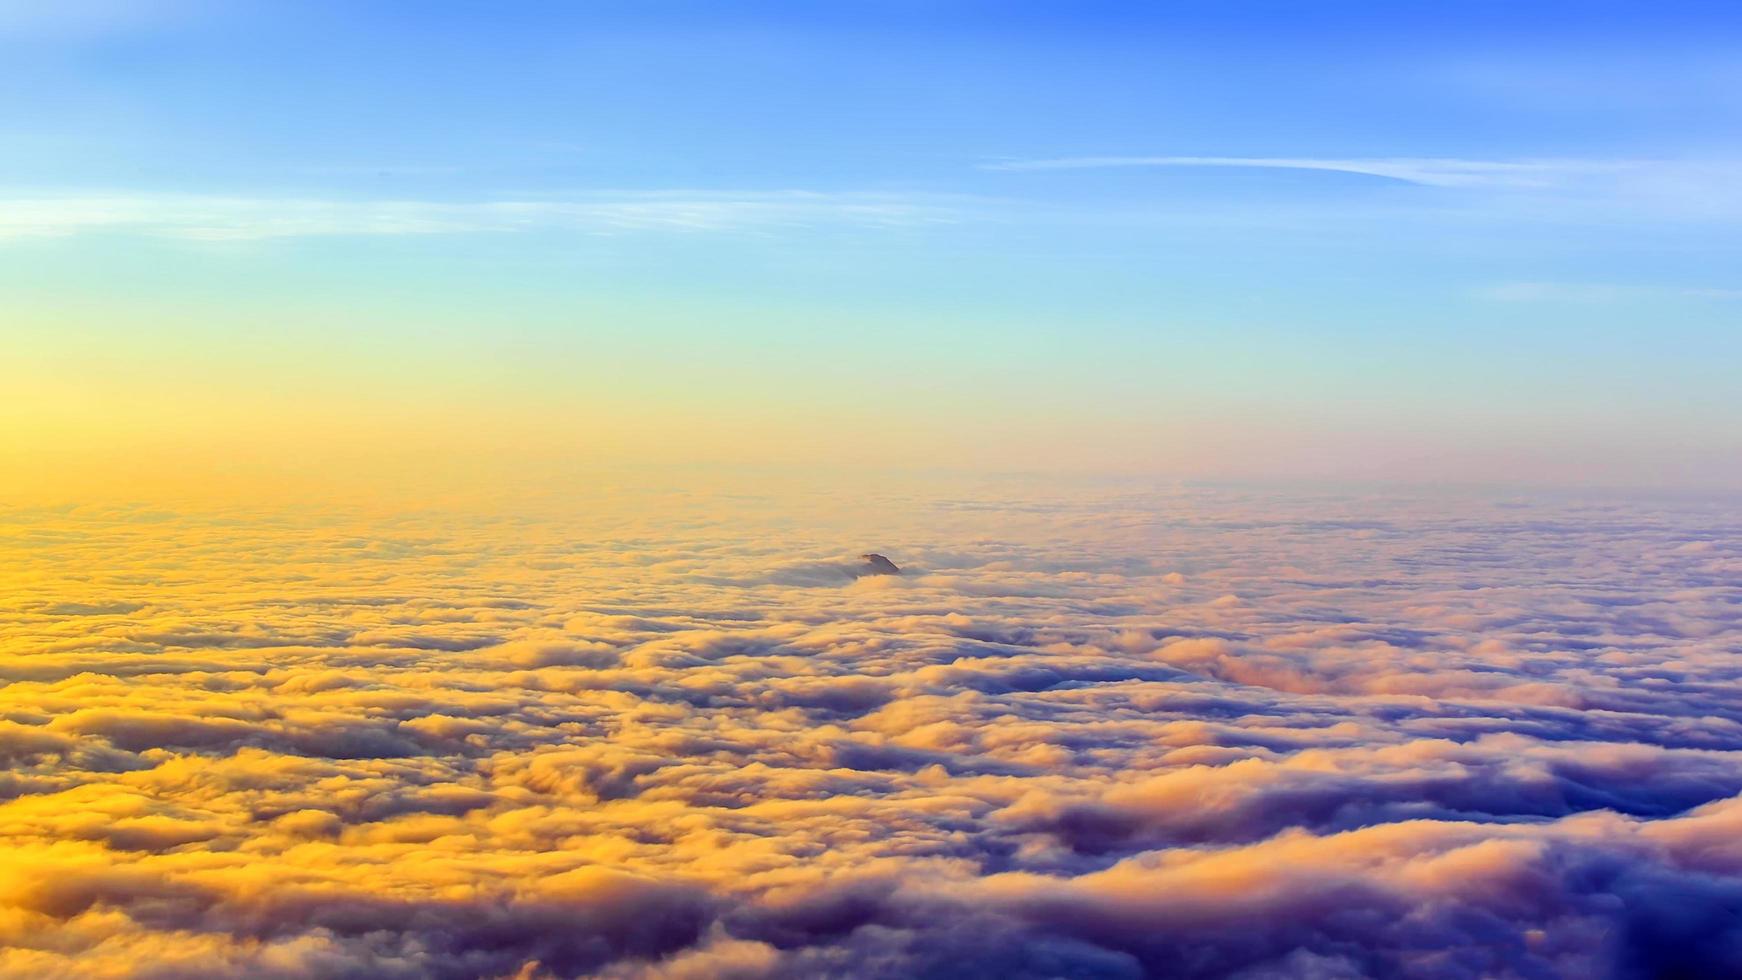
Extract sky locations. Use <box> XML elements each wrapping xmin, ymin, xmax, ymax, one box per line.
<box><xmin>4</xmin><ymin>0</ymin><xmax>1741</xmax><ymax>493</ymax></box>
<box><xmin>6</xmin><ymin>8</ymin><xmax>1742</xmax><ymax>979</ymax></box>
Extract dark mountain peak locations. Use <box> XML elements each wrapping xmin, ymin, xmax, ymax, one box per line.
<box><xmin>859</xmin><ymin>553</ymin><xmax>901</xmax><ymax>575</ymax></box>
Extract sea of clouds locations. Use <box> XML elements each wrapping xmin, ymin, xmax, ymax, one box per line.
<box><xmin>2</xmin><ymin>479</ymin><xmax>1740</xmax><ymax>979</ymax></box>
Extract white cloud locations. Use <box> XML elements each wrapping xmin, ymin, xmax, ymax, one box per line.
<box><xmin>983</xmin><ymin>154</ymin><xmax>1742</xmax><ymax>225</ymax></box>
<box><xmin>982</xmin><ymin>155</ymin><xmax>1634</xmax><ymax>188</ymax></box>
<box><xmin>0</xmin><ymin>191</ymin><xmax>962</xmax><ymax>241</ymax></box>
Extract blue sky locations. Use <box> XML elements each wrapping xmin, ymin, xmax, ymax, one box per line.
<box><xmin>4</xmin><ymin>1</ymin><xmax>1740</xmax><ymax>487</ymax></box>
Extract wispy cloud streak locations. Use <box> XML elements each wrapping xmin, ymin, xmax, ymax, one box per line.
<box><xmin>984</xmin><ymin>154</ymin><xmax>1742</xmax><ymax>226</ymax></box>
<box><xmin>983</xmin><ymin>155</ymin><xmax>1636</xmax><ymax>188</ymax></box>
<box><xmin>0</xmin><ymin>191</ymin><xmax>962</xmax><ymax>241</ymax></box>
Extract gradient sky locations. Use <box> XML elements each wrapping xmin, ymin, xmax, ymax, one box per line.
<box><xmin>5</xmin><ymin>0</ymin><xmax>1741</xmax><ymax>492</ymax></box>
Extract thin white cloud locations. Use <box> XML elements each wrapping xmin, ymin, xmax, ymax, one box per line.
<box><xmin>0</xmin><ymin>191</ymin><xmax>962</xmax><ymax>241</ymax></box>
<box><xmin>984</xmin><ymin>155</ymin><xmax>1742</xmax><ymax>226</ymax></box>
<box><xmin>982</xmin><ymin>155</ymin><xmax>1633</xmax><ymax>188</ymax></box>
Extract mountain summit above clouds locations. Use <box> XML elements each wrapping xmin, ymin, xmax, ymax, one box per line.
<box><xmin>859</xmin><ymin>554</ymin><xmax>901</xmax><ymax>575</ymax></box>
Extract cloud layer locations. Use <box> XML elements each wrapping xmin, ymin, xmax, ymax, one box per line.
<box><xmin>2</xmin><ymin>482</ymin><xmax>1740</xmax><ymax>978</ymax></box>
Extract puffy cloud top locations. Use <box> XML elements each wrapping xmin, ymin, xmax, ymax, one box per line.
<box><xmin>1</xmin><ymin>483</ymin><xmax>1739</xmax><ymax>978</ymax></box>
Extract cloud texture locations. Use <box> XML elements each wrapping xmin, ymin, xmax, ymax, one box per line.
<box><xmin>2</xmin><ymin>481</ymin><xmax>1740</xmax><ymax>978</ymax></box>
